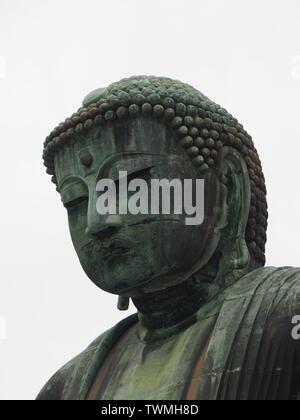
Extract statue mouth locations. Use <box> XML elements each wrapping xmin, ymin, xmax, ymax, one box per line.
<box><xmin>102</xmin><ymin>236</ymin><xmax>134</xmax><ymax>262</ymax></box>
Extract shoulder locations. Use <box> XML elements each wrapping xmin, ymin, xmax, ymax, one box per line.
<box><xmin>225</xmin><ymin>266</ymin><xmax>300</xmax><ymax>331</ymax></box>
<box><xmin>205</xmin><ymin>267</ymin><xmax>300</xmax><ymax>400</ymax></box>
<box><xmin>35</xmin><ymin>332</ymin><xmax>106</xmax><ymax>400</ymax></box>
<box><xmin>227</xmin><ymin>266</ymin><xmax>300</xmax><ymax>301</ymax></box>
<box><xmin>36</xmin><ymin>313</ymin><xmax>138</xmax><ymax>400</ymax></box>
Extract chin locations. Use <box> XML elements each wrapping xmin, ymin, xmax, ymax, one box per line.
<box><xmin>81</xmin><ymin>248</ymin><xmax>167</xmax><ymax>294</ymax></box>
<box><xmin>93</xmin><ymin>266</ymin><xmax>159</xmax><ymax>296</ymax></box>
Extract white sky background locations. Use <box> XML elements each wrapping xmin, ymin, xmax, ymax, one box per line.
<box><xmin>0</xmin><ymin>0</ymin><xmax>300</xmax><ymax>400</ymax></box>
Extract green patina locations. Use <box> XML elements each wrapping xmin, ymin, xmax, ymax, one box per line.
<box><xmin>37</xmin><ymin>76</ymin><xmax>300</xmax><ymax>401</ymax></box>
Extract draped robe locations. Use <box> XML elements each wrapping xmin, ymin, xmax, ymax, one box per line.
<box><xmin>37</xmin><ymin>267</ymin><xmax>300</xmax><ymax>400</ymax></box>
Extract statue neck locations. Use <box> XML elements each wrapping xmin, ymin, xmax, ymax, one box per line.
<box><xmin>132</xmin><ymin>270</ymin><xmax>221</xmax><ymax>339</ymax></box>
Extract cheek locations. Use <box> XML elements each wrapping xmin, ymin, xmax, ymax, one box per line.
<box><xmin>137</xmin><ymin>222</ymin><xmax>205</xmax><ymax>272</ymax></box>
<box><xmin>149</xmin><ymin>218</ymin><xmax>218</xmax><ymax>274</ymax></box>
<box><xmin>67</xmin><ymin>205</ymin><xmax>88</xmax><ymax>252</ymax></box>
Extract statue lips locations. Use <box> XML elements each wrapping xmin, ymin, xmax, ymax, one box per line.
<box><xmin>102</xmin><ymin>236</ymin><xmax>134</xmax><ymax>264</ymax></box>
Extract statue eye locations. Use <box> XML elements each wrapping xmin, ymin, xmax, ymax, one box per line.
<box><xmin>60</xmin><ymin>180</ymin><xmax>88</xmax><ymax>209</ymax></box>
<box><xmin>115</xmin><ymin>166</ymin><xmax>154</xmax><ymax>186</ymax></box>
<box><xmin>113</xmin><ymin>167</ymin><xmax>153</xmax><ymax>198</ymax></box>
<box><xmin>127</xmin><ymin>166</ymin><xmax>153</xmax><ymax>182</ymax></box>
<box><xmin>64</xmin><ymin>196</ymin><xmax>88</xmax><ymax>210</ymax></box>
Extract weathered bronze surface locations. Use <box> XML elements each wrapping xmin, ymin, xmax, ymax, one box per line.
<box><xmin>37</xmin><ymin>76</ymin><xmax>300</xmax><ymax>400</ymax></box>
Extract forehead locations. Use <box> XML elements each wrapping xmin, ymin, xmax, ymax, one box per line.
<box><xmin>54</xmin><ymin>117</ymin><xmax>183</xmax><ymax>187</ymax></box>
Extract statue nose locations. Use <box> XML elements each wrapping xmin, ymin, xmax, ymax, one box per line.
<box><xmin>85</xmin><ymin>215</ymin><xmax>123</xmax><ymax>240</ymax></box>
<box><xmin>86</xmin><ymin>185</ymin><xmax>123</xmax><ymax>239</ymax></box>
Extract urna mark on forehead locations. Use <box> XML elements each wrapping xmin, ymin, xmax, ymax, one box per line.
<box><xmin>54</xmin><ymin>116</ymin><xmax>179</xmax><ymax>186</ymax></box>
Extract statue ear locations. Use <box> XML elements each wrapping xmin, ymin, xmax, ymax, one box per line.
<box><xmin>216</xmin><ymin>146</ymin><xmax>251</xmax><ymax>287</ymax></box>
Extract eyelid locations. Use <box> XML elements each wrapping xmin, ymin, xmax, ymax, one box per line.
<box><xmin>114</xmin><ymin>165</ymin><xmax>154</xmax><ymax>184</ymax></box>
<box><xmin>108</xmin><ymin>165</ymin><xmax>154</xmax><ymax>183</ymax></box>
<box><xmin>60</xmin><ymin>181</ymin><xmax>88</xmax><ymax>206</ymax></box>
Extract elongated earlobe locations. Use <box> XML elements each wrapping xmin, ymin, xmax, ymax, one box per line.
<box><xmin>216</xmin><ymin>146</ymin><xmax>251</xmax><ymax>287</ymax></box>
<box><xmin>117</xmin><ymin>296</ymin><xmax>130</xmax><ymax>311</ymax></box>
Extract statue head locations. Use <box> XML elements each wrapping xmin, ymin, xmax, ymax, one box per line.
<box><xmin>43</xmin><ymin>76</ymin><xmax>268</xmax><ymax>302</ymax></box>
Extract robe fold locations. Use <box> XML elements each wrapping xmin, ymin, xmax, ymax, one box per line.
<box><xmin>36</xmin><ymin>267</ymin><xmax>300</xmax><ymax>400</ymax></box>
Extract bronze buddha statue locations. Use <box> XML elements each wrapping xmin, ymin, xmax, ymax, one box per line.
<box><xmin>37</xmin><ymin>76</ymin><xmax>300</xmax><ymax>400</ymax></box>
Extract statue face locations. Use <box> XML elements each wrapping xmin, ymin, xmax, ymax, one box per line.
<box><xmin>54</xmin><ymin>117</ymin><xmax>223</xmax><ymax>297</ymax></box>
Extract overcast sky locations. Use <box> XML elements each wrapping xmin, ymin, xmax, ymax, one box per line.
<box><xmin>0</xmin><ymin>0</ymin><xmax>300</xmax><ymax>400</ymax></box>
